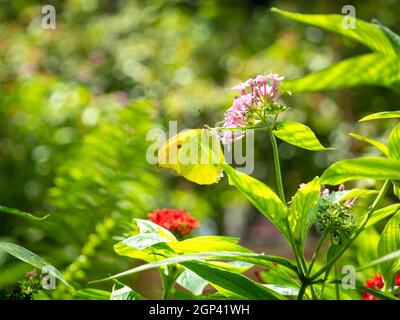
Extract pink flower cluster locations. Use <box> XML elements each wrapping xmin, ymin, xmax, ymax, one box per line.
<box><xmin>221</xmin><ymin>73</ymin><xmax>284</xmax><ymax>144</ymax></box>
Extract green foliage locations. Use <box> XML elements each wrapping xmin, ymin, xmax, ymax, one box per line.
<box><xmin>288</xmin><ymin>177</ymin><xmax>320</xmax><ymax>246</ymax></box>
<box><xmin>0</xmin><ymin>206</ymin><xmax>48</xmax><ymax>221</ymax></box>
<box><xmin>0</xmin><ymin>242</ymin><xmax>69</xmax><ymax>287</ymax></box>
<box><xmin>222</xmin><ymin>164</ymin><xmax>289</xmax><ymax>239</ymax></box>
<box><xmin>320</xmin><ymin>157</ymin><xmax>400</xmax><ymax>184</ymax></box>
<box><xmin>273</xmin><ymin>121</ymin><xmax>331</xmax><ymax>151</ymax></box>
<box><xmin>378</xmin><ymin>211</ymin><xmax>400</xmax><ymax>287</ymax></box>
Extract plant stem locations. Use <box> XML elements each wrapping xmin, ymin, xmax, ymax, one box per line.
<box><xmin>310</xmin><ymin>180</ymin><xmax>390</xmax><ymax>281</ymax></box>
<box><xmin>160</xmin><ymin>266</ymin><xmax>178</xmax><ymax>300</ymax></box>
<box><xmin>307</xmin><ymin>230</ymin><xmax>328</xmax><ymax>276</ymax></box>
<box><xmin>334</xmin><ymin>263</ymin><xmax>340</xmax><ymax>300</ymax></box>
<box><xmin>266</xmin><ymin>127</ymin><xmax>286</xmax><ymax>203</ymax></box>
<box><xmin>297</xmin><ymin>282</ymin><xmax>307</xmax><ymax>300</ymax></box>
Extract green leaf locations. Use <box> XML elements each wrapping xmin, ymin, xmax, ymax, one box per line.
<box><xmin>366</xmin><ymin>204</ymin><xmax>400</xmax><ymax>228</ymax></box>
<box><xmin>282</xmin><ymin>54</ymin><xmax>400</xmax><ymax>93</ymax></box>
<box><xmin>0</xmin><ymin>205</ymin><xmax>49</xmax><ymax>221</ymax></box>
<box><xmin>114</xmin><ymin>234</ymin><xmax>251</xmax><ymax>263</ymax></box>
<box><xmin>90</xmin><ymin>251</ymin><xmax>297</xmax><ymax>284</ymax></box>
<box><xmin>361</xmin><ymin>285</ymin><xmax>399</xmax><ymax>300</ymax></box>
<box><xmin>76</xmin><ymin>289</ymin><xmax>111</xmax><ymax>300</ymax></box>
<box><xmin>349</xmin><ymin>133</ymin><xmax>389</xmax><ymax>156</ymax></box>
<box><xmin>110</xmin><ymin>285</ymin><xmax>144</xmax><ymax>300</ymax></box>
<box><xmin>288</xmin><ymin>177</ymin><xmax>320</xmax><ymax>245</ymax></box>
<box><xmin>320</xmin><ymin>157</ymin><xmax>400</xmax><ymax>185</ymax></box>
<box><xmin>167</xmin><ymin>236</ymin><xmax>252</xmax><ymax>254</ymax></box>
<box><xmin>388</xmin><ymin>123</ymin><xmax>400</xmax><ymax>160</ymax></box>
<box><xmin>372</xmin><ymin>19</ymin><xmax>400</xmax><ymax>55</ymax></box>
<box><xmin>393</xmin><ymin>181</ymin><xmax>400</xmax><ymax>200</ymax></box>
<box><xmin>359</xmin><ymin>110</ymin><xmax>400</xmax><ymax>122</ymax></box>
<box><xmin>0</xmin><ymin>242</ymin><xmax>70</xmax><ymax>288</ymax></box>
<box><xmin>222</xmin><ymin>164</ymin><xmax>288</xmax><ymax>238</ymax></box>
<box><xmin>136</xmin><ymin>219</ymin><xmax>177</xmax><ymax>241</ymax></box>
<box><xmin>119</xmin><ymin>233</ymin><xmax>170</xmax><ymax>251</ymax></box>
<box><xmin>182</xmin><ymin>261</ymin><xmax>285</xmax><ymax>300</ymax></box>
<box><xmin>271</xmin><ymin>8</ymin><xmax>397</xmax><ymax>55</ymax></box>
<box><xmin>176</xmin><ymin>268</ymin><xmax>208</xmax><ymax>296</ymax></box>
<box><xmin>378</xmin><ymin>211</ymin><xmax>400</xmax><ymax>287</ymax></box>
<box><xmin>273</xmin><ymin>121</ymin><xmax>331</xmax><ymax>151</ymax></box>
<box><xmin>357</xmin><ymin>249</ymin><xmax>400</xmax><ymax>272</ymax></box>
<box><xmin>263</xmin><ymin>284</ymin><xmax>299</xmax><ymax>296</ymax></box>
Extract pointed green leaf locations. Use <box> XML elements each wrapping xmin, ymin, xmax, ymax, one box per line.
<box><xmin>359</xmin><ymin>110</ymin><xmax>400</xmax><ymax>122</ymax></box>
<box><xmin>288</xmin><ymin>177</ymin><xmax>320</xmax><ymax>245</ymax></box>
<box><xmin>0</xmin><ymin>206</ymin><xmax>49</xmax><ymax>221</ymax></box>
<box><xmin>135</xmin><ymin>219</ymin><xmax>177</xmax><ymax>241</ymax></box>
<box><xmin>271</xmin><ymin>8</ymin><xmax>397</xmax><ymax>55</ymax></box>
<box><xmin>76</xmin><ymin>289</ymin><xmax>111</xmax><ymax>300</ymax></box>
<box><xmin>388</xmin><ymin>123</ymin><xmax>400</xmax><ymax>160</ymax></box>
<box><xmin>378</xmin><ymin>211</ymin><xmax>400</xmax><ymax>287</ymax></box>
<box><xmin>90</xmin><ymin>251</ymin><xmax>297</xmax><ymax>284</ymax></box>
<box><xmin>222</xmin><ymin>164</ymin><xmax>288</xmax><ymax>238</ymax></box>
<box><xmin>176</xmin><ymin>268</ymin><xmax>208</xmax><ymax>296</ymax></box>
<box><xmin>0</xmin><ymin>242</ymin><xmax>70</xmax><ymax>288</ymax></box>
<box><xmin>357</xmin><ymin>249</ymin><xmax>400</xmax><ymax>272</ymax></box>
<box><xmin>349</xmin><ymin>133</ymin><xmax>388</xmax><ymax>156</ymax></box>
<box><xmin>373</xmin><ymin>20</ymin><xmax>400</xmax><ymax>55</ymax></box>
<box><xmin>273</xmin><ymin>121</ymin><xmax>331</xmax><ymax>151</ymax></box>
<box><xmin>282</xmin><ymin>54</ymin><xmax>400</xmax><ymax>93</ymax></box>
<box><xmin>182</xmin><ymin>261</ymin><xmax>285</xmax><ymax>300</ymax></box>
<box><xmin>366</xmin><ymin>204</ymin><xmax>400</xmax><ymax>228</ymax></box>
<box><xmin>110</xmin><ymin>285</ymin><xmax>144</xmax><ymax>300</ymax></box>
<box><xmin>320</xmin><ymin>157</ymin><xmax>400</xmax><ymax>185</ymax></box>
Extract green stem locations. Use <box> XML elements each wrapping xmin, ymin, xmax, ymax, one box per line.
<box><xmin>160</xmin><ymin>266</ymin><xmax>178</xmax><ymax>300</ymax></box>
<box><xmin>307</xmin><ymin>230</ymin><xmax>328</xmax><ymax>276</ymax></box>
<box><xmin>310</xmin><ymin>180</ymin><xmax>390</xmax><ymax>281</ymax></box>
<box><xmin>318</xmin><ymin>267</ymin><xmax>332</xmax><ymax>299</ymax></box>
<box><xmin>266</xmin><ymin>127</ymin><xmax>286</xmax><ymax>203</ymax></box>
<box><xmin>297</xmin><ymin>282</ymin><xmax>307</xmax><ymax>300</ymax></box>
<box><xmin>334</xmin><ymin>263</ymin><xmax>340</xmax><ymax>300</ymax></box>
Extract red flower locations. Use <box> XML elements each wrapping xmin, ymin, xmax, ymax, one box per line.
<box><xmin>366</xmin><ymin>274</ymin><xmax>384</xmax><ymax>290</ymax></box>
<box><xmin>396</xmin><ymin>273</ymin><xmax>400</xmax><ymax>286</ymax></box>
<box><xmin>362</xmin><ymin>292</ymin><xmax>377</xmax><ymax>300</ymax></box>
<box><xmin>363</xmin><ymin>274</ymin><xmax>384</xmax><ymax>300</ymax></box>
<box><xmin>147</xmin><ymin>208</ymin><xmax>200</xmax><ymax>236</ymax></box>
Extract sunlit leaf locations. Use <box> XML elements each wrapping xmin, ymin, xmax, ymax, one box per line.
<box><xmin>76</xmin><ymin>289</ymin><xmax>110</xmax><ymax>300</ymax></box>
<box><xmin>288</xmin><ymin>177</ymin><xmax>320</xmax><ymax>245</ymax></box>
<box><xmin>359</xmin><ymin>110</ymin><xmax>400</xmax><ymax>122</ymax></box>
<box><xmin>263</xmin><ymin>284</ymin><xmax>299</xmax><ymax>296</ymax></box>
<box><xmin>366</xmin><ymin>204</ymin><xmax>400</xmax><ymax>228</ymax></box>
<box><xmin>349</xmin><ymin>133</ymin><xmax>388</xmax><ymax>156</ymax></box>
<box><xmin>378</xmin><ymin>211</ymin><xmax>400</xmax><ymax>287</ymax></box>
<box><xmin>157</xmin><ymin>129</ymin><xmax>224</xmax><ymax>185</ymax></box>
<box><xmin>0</xmin><ymin>242</ymin><xmax>70</xmax><ymax>288</ymax></box>
<box><xmin>357</xmin><ymin>249</ymin><xmax>400</xmax><ymax>271</ymax></box>
<box><xmin>90</xmin><ymin>251</ymin><xmax>297</xmax><ymax>284</ymax></box>
<box><xmin>110</xmin><ymin>284</ymin><xmax>144</xmax><ymax>300</ymax></box>
<box><xmin>182</xmin><ymin>261</ymin><xmax>285</xmax><ymax>300</ymax></box>
<box><xmin>176</xmin><ymin>268</ymin><xmax>208</xmax><ymax>296</ymax></box>
<box><xmin>222</xmin><ymin>164</ymin><xmax>288</xmax><ymax>238</ymax></box>
<box><xmin>388</xmin><ymin>123</ymin><xmax>400</xmax><ymax>159</ymax></box>
<box><xmin>372</xmin><ymin>19</ymin><xmax>400</xmax><ymax>55</ymax></box>
<box><xmin>135</xmin><ymin>219</ymin><xmax>177</xmax><ymax>241</ymax></box>
<box><xmin>320</xmin><ymin>157</ymin><xmax>400</xmax><ymax>184</ymax></box>
<box><xmin>273</xmin><ymin>121</ymin><xmax>331</xmax><ymax>151</ymax></box>
<box><xmin>283</xmin><ymin>54</ymin><xmax>400</xmax><ymax>93</ymax></box>
<box><xmin>271</xmin><ymin>8</ymin><xmax>397</xmax><ymax>55</ymax></box>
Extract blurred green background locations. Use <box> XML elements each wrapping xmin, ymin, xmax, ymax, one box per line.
<box><xmin>0</xmin><ymin>0</ymin><xmax>399</xmax><ymax>299</ymax></box>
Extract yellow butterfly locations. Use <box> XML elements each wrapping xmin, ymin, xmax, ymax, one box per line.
<box><xmin>156</xmin><ymin>129</ymin><xmax>225</xmax><ymax>185</ymax></box>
